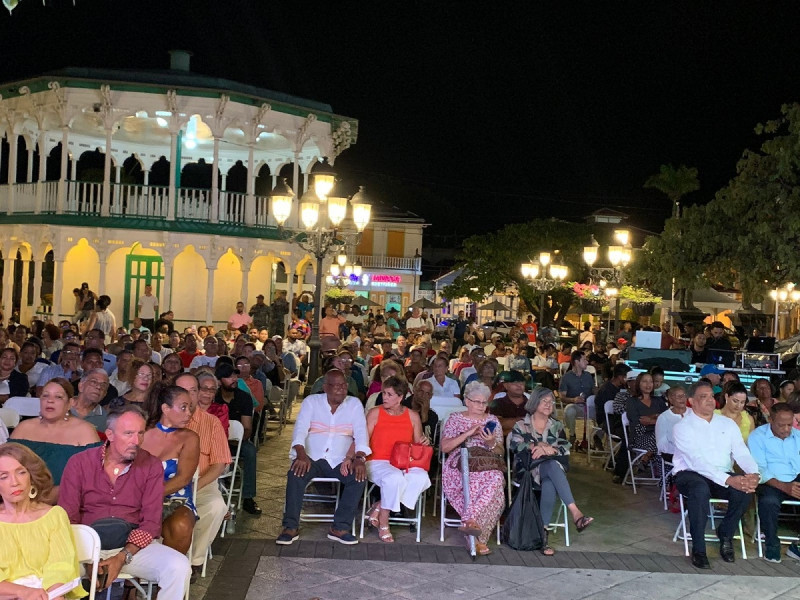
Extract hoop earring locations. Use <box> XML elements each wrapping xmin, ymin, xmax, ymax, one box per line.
<box><xmin>29</xmin><ymin>486</ymin><xmax>38</xmax><ymax>499</ymax></box>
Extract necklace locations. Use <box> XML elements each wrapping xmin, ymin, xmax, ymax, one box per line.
<box><xmin>156</xmin><ymin>422</ymin><xmax>178</xmax><ymax>433</ymax></box>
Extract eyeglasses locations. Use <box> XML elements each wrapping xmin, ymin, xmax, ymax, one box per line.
<box><xmin>85</xmin><ymin>380</ymin><xmax>108</xmax><ymax>389</ymax></box>
<box><xmin>199</xmin><ymin>386</ymin><xmax>217</xmax><ymax>393</ymax></box>
<box><xmin>540</xmin><ymin>399</ymin><xmax>554</xmax><ymax>405</ymax></box>
<box><xmin>135</xmin><ymin>372</ymin><xmax>153</xmax><ymax>380</ymax></box>
<box><xmin>466</xmin><ymin>397</ymin><xmax>489</xmax><ymax>406</ymax></box>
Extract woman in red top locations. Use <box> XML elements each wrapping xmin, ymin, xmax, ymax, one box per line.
<box><xmin>365</xmin><ymin>376</ymin><xmax>430</xmax><ymax>543</ymax></box>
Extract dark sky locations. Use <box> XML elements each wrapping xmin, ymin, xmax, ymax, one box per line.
<box><xmin>2</xmin><ymin>1</ymin><xmax>800</xmax><ymax>238</ymax></box>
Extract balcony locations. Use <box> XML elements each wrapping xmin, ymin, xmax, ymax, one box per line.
<box><xmin>356</xmin><ymin>254</ymin><xmax>421</xmax><ymax>272</ymax></box>
<box><xmin>0</xmin><ymin>181</ymin><xmax>277</xmax><ymax>238</ymax></box>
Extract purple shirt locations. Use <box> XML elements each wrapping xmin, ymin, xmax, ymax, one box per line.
<box><xmin>58</xmin><ymin>444</ymin><xmax>165</xmax><ymax>546</ymax></box>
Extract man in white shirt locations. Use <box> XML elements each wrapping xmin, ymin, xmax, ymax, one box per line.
<box><xmin>137</xmin><ymin>284</ymin><xmax>159</xmax><ymax>332</ymax></box>
<box><xmin>405</xmin><ymin>307</ymin><xmax>429</xmax><ymax>338</ymax></box>
<box><xmin>276</xmin><ymin>369</ymin><xmax>369</xmax><ymax>546</ymax></box>
<box><xmin>672</xmin><ymin>380</ymin><xmax>759</xmax><ymax>569</ymax></box>
<box><xmin>654</xmin><ymin>386</ymin><xmax>691</xmax><ymax>460</ymax></box>
<box><xmin>190</xmin><ymin>336</ymin><xmax>220</xmax><ymax>370</ymax></box>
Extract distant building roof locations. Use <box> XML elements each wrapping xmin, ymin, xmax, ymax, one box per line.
<box><xmin>585</xmin><ymin>208</ymin><xmax>629</xmax><ymax>224</ymax></box>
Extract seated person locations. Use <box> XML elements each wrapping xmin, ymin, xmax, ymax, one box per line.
<box><xmin>655</xmin><ymin>386</ymin><xmax>691</xmax><ymax>461</ymax></box>
<box><xmin>0</xmin><ymin>347</ymin><xmax>31</xmax><ymax>404</ymax></box>
<box><xmin>714</xmin><ymin>381</ymin><xmax>755</xmax><ymax>444</ymax></box>
<box><xmin>365</xmin><ymin>376</ymin><xmax>430</xmax><ymax>543</ymax></box>
<box><xmin>0</xmin><ymin>443</ymin><xmax>88</xmax><ymax>599</ymax></box>
<box><xmin>35</xmin><ymin>341</ymin><xmax>82</xmax><ymax>397</ymax></box>
<box><xmin>15</xmin><ymin>340</ymin><xmax>48</xmax><ymax>395</ymax></box>
<box><xmin>70</xmin><ymin>368</ymin><xmax>111</xmax><ymax>432</ymax></box>
<box><xmin>310</xmin><ymin>352</ymin><xmax>360</xmax><ymax>398</ymax></box>
<box><xmin>277</xmin><ymin>369</ymin><xmax>368</xmax><ymax>545</ymax></box>
<box><xmin>59</xmin><ymin>405</ymin><xmax>191</xmax><ymax>599</ymax></box>
<box><xmin>114</xmin><ymin>360</ymin><xmax>156</xmax><ymax>407</ymax></box>
<box><xmin>142</xmin><ymin>384</ymin><xmax>200</xmax><ymax>555</ymax></box>
<box><xmin>594</xmin><ymin>362</ymin><xmax>631</xmax><ymax>443</ymax></box>
<box><xmin>625</xmin><ymin>372</ymin><xmax>667</xmax><ymax>462</ymax></box>
<box><xmin>364</xmin><ymin>359</ymin><xmax>410</xmax><ymax>411</ymax></box>
<box><xmin>441</xmin><ymin>381</ymin><xmax>504</xmax><ymax>556</ymax></box>
<box><xmin>672</xmin><ymin>381</ymin><xmax>759</xmax><ymax>569</ymax></box>
<box><xmin>748</xmin><ymin>402</ymin><xmax>800</xmax><ymax>563</ymax></box>
<box><xmin>510</xmin><ymin>387</ymin><xmax>593</xmax><ymax>556</ymax></box>
<box><xmin>409</xmin><ymin>379</ymin><xmax>439</xmax><ymax>443</ymax></box>
<box><xmin>530</xmin><ymin>343</ymin><xmax>558</xmax><ymax>390</ymax></box>
<box><xmin>489</xmin><ymin>370</ymin><xmax>530</xmax><ymax>436</ymax></box>
<box><xmin>426</xmin><ymin>356</ymin><xmax>461</xmax><ymax>398</ymax></box>
<box><xmin>11</xmin><ymin>379</ymin><xmax>101</xmax><ymax>499</ymax></box>
<box><xmin>559</xmin><ymin>351</ymin><xmax>597</xmax><ymax>446</ymax></box>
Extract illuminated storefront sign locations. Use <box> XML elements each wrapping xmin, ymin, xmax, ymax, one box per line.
<box><xmin>360</xmin><ymin>273</ymin><xmax>401</xmax><ymax>287</ymax></box>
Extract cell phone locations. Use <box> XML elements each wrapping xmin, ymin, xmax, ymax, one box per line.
<box><xmin>96</xmin><ymin>567</ymin><xmax>109</xmax><ymax>590</ymax></box>
<box><xmin>484</xmin><ymin>421</ymin><xmax>497</xmax><ymax>434</ymax></box>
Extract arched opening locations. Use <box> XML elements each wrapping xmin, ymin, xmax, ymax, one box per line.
<box><xmin>122</xmin><ymin>156</ymin><xmax>145</xmax><ymax>185</ymax></box>
<box><xmin>226</xmin><ymin>161</ymin><xmax>247</xmax><ymax>193</ymax></box>
<box><xmin>76</xmin><ymin>149</ymin><xmax>106</xmax><ymax>182</ymax></box>
<box><xmin>46</xmin><ymin>143</ymin><xmax>74</xmax><ymax>181</ymax></box>
<box><xmin>149</xmin><ymin>156</ymin><xmax>170</xmax><ymax>187</ymax></box>
<box><xmin>278</xmin><ymin>162</ymin><xmax>298</xmax><ymax>191</ymax></box>
<box><xmin>254</xmin><ymin>163</ymin><xmax>272</xmax><ymax>196</ymax></box>
<box><xmin>181</xmin><ymin>158</ymin><xmax>212</xmax><ymax>189</ymax></box>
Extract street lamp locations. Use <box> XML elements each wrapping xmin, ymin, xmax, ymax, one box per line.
<box><xmin>769</xmin><ymin>283</ymin><xmax>800</xmax><ymax>338</ymax></box>
<box><xmin>269</xmin><ymin>174</ymin><xmax>371</xmax><ymax>385</ymax></box>
<box><xmin>583</xmin><ymin>230</ymin><xmax>632</xmax><ymax>341</ymax></box>
<box><xmin>520</xmin><ymin>251</ymin><xmax>568</xmax><ymax>327</ymax></box>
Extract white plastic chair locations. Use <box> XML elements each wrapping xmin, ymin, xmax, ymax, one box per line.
<box><xmin>218</xmin><ymin>420</ymin><xmax>244</xmax><ymax>538</ymax></box>
<box><xmin>506</xmin><ymin>431</ymin><xmax>569</xmax><ymax>547</ymax></box>
<box><xmin>585</xmin><ymin>396</ymin><xmax>610</xmax><ymax>466</ymax></box>
<box><xmin>755</xmin><ymin>499</ymin><xmax>800</xmax><ymax>557</ymax></box>
<box><xmin>620</xmin><ymin>412</ymin><xmax>659</xmax><ymax>494</ymax></box>
<box><xmin>0</xmin><ymin>406</ymin><xmax>20</xmax><ymax>429</ymax></box>
<box><xmin>4</xmin><ymin>396</ymin><xmax>39</xmax><ymax>417</ymax></box>
<box><xmin>72</xmin><ymin>524</ymin><xmax>101</xmax><ymax>600</ymax></box>
<box><xmin>297</xmin><ymin>477</ymin><xmax>356</xmax><ymax>535</ymax></box>
<box><xmin>359</xmin><ymin>480</ymin><xmax>425</xmax><ymax>543</ymax></box>
<box><xmin>659</xmin><ymin>455</ymin><xmax>674</xmax><ymax>511</ymax></box>
<box><xmin>673</xmin><ymin>494</ymin><xmax>747</xmax><ymax>558</ymax></box>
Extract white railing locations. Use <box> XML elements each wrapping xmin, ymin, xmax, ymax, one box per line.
<box><xmin>41</xmin><ymin>181</ymin><xmax>58</xmax><ymax>213</ymax></box>
<box><xmin>177</xmin><ymin>187</ymin><xmax>210</xmax><ymax>221</ymax></box>
<box><xmin>108</xmin><ymin>183</ymin><xmax>169</xmax><ymax>219</ymax></box>
<box><xmin>11</xmin><ymin>182</ymin><xmax>38</xmax><ymax>213</ymax></box>
<box><xmin>254</xmin><ymin>194</ymin><xmax>269</xmax><ymax>226</ymax></box>
<box><xmin>355</xmin><ymin>254</ymin><xmax>422</xmax><ymax>271</ymax></box>
<box><xmin>220</xmin><ymin>191</ymin><xmax>246</xmax><ymax>224</ymax></box>
<box><xmin>0</xmin><ymin>185</ymin><xmax>7</xmax><ymax>213</ymax></box>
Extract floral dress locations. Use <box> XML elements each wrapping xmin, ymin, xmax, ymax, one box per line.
<box><xmin>441</xmin><ymin>412</ymin><xmax>505</xmax><ymax>544</ymax></box>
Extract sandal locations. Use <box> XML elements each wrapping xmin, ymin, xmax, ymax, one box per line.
<box><xmin>378</xmin><ymin>525</ymin><xmax>394</xmax><ymax>543</ymax></box>
<box><xmin>366</xmin><ymin>502</ymin><xmax>380</xmax><ymax>528</ymax></box>
<box><xmin>457</xmin><ymin>519</ymin><xmax>482</xmax><ymax>537</ymax></box>
<box><xmin>475</xmin><ymin>542</ymin><xmax>491</xmax><ymax>556</ymax></box>
<box><xmin>541</xmin><ymin>532</ymin><xmax>555</xmax><ymax>556</ymax></box>
<box><xmin>575</xmin><ymin>515</ymin><xmax>594</xmax><ymax>532</ymax></box>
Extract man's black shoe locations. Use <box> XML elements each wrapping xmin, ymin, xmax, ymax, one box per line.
<box><xmin>243</xmin><ymin>498</ymin><xmax>262</xmax><ymax>516</ymax></box>
<box><xmin>691</xmin><ymin>552</ymin><xmax>711</xmax><ymax>569</ymax></box>
<box><xmin>718</xmin><ymin>538</ymin><xmax>735</xmax><ymax>563</ymax></box>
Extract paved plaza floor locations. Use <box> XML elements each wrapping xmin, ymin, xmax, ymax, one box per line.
<box><xmin>188</xmin><ymin>400</ymin><xmax>800</xmax><ymax>600</ymax></box>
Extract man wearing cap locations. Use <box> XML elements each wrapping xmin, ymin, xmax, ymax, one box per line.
<box><xmin>229</xmin><ymin>301</ymin><xmax>253</xmax><ymax>333</ymax></box>
<box><xmin>700</xmin><ymin>364</ymin><xmax>724</xmax><ymax>395</ymax></box>
<box><xmin>673</xmin><ymin>380</ymin><xmax>759</xmax><ymax>568</ymax></box>
<box><xmin>490</xmin><ymin>371</ymin><xmax>530</xmax><ymax>436</ymax></box>
<box><xmin>386</xmin><ymin>307</ymin><xmax>401</xmax><ymax>341</ymax></box>
<box><xmin>213</xmin><ymin>361</ymin><xmax>261</xmax><ymax>516</ymax></box>
<box><xmin>249</xmin><ymin>294</ymin><xmax>272</xmax><ymax>331</ymax></box>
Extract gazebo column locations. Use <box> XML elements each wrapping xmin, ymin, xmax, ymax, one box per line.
<box><xmin>205</xmin><ymin>267</ymin><xmax>216</xmax><ymax>325</ymax></box>
<box><xmin>114</xmin><ymin>164</ymin><xmax>122</xmax><ymax>211</ymax></box>
<box><xmin>240</xmin><ymin>264</ymin><xmax>250</xmax><ymax>309</ymax></box>
<box><xmin>19</xmin><ymin>259</ymin><xmax>30</xmax><ymax>323</ymax></box>
<box><xmin>7</xmin><ymin>132</ymin><xmax>17</xmax><ymax>213</ymax></box>
<box><xmin>57</xmin><ymin>127</ymin><xmax>69</xmax><ymax>214</ymax></box>
<box><xmin>101</xmin><ymin>127</ymin><xmax>112</xmax><ymax>217</ymax></box>
<box><xmin>31</xmin><ymin>256</ymin><xmax>43</xmax><ymax>313</ymax></box>
<box><xmin>26</xmin><ymin>145</ymin><xmax>34</xmax><ymax>183</ymax></box>
<box><xmin>245</xmin><ymin>144</ymin><xmax>255</xmax><ymax>226</ymax></box>
<box><xmin>210</xmin><ymin>137</ymin><xmax>220</xmax><ymax>223</ymax></box>
<box><xmin>292</xmin><ymin>154</ymin><xmax>300</xmax><ymax>229</ymax></box>
<box><xmin>2</xmin><ymin>256</ymin><xmax>14</xmax><ymax>318</ymax></box>
<box><xmin>161</xmin><ymin>256</ymin><xmax>174</xmax><ymax>311</ymax></box>
<box><xmin>51</xmin><ymin>258</ymin><xmax>64</xmax><ymax>317</ymax></box>
<box><xmin>167</xmin><ymin>131</ymin><xmax>178</xmax><ymax>221</ymax></box>
<box><xmin>143</xmin><ymin>170</ymin><xmax>149</xmax><ymax>186</ymax></box>
<box><xmin>302</xmin><ymin>171</ymin><xmax>309</xmax><ymax>193</ymax></box>
<box><xmin>35</xmin><ymin>134</ymin><xmax>46</xmax><ymax>214</ymax></box>
<box><xmin>98</xmin><ymin>256</ymin><xmax>107</xmax><ymax>295</ymax></box>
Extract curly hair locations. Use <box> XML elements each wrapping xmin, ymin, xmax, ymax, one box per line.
<box><xmin>0</xmin><ymin>443</ymin><xmax>55</xmax><ymax>504</ymax></box>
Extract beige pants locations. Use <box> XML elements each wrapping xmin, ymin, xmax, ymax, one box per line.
<box><xmin>191</xmin><ymin>482</ymin><xmax>228</xmax><ymax>566</ymax></box>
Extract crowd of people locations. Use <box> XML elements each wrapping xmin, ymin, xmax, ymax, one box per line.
<box><xmin>4</xmin><ymin>293</ymin><xmax>800</xmax><ymax>600</ymax></box>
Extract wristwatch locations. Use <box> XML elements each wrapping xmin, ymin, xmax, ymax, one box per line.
<box><xmin>123</xmin><ymin>550</ymin><xmax>134</xmax><ymax>565</ymax></box>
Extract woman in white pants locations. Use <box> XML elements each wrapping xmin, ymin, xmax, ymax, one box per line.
<box><xmin>365</xmin><ymin>376</ymin><xmax>431</xmax><ymax>543</ymax></box>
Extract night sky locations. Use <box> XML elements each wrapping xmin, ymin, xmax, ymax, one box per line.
<box><xmin>2</xmin><ymin>1</ymin><xmax>800</xmax><ymax>242</ymax></box>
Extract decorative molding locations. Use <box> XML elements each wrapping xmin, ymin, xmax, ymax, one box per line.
<box><xmin>331</xmin><ymin>121</ymin><xmax>354</xmax><ymax>161</ymax></box>
<box><xmin>294</xmin><ymin>113</ymin><xmax>317</xmax><ymax>152</ymax></box>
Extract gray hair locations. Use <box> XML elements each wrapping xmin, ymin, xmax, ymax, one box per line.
<box><xmin>525</xmin><ymin>386</ymin><xmax>554</xmax><ymax>415</ymax></box>
<box><xmin>106</xmin><ymin>403</ymin><xmax>147</xmax><ymax>430</ymax></box>
<box><xmin>196</xmin><ymin>372</ymin><xmax>218</xmax><ymax>389</ymax></box>
<box><xmin>463</xmin><ymin>381</ymin><xmax>491</xmax><ymax>403</ymax></box>
<box><xmin>80</xmin><ymin>367</ymin><xmax>109</xmax><ymax>384</ymax></box>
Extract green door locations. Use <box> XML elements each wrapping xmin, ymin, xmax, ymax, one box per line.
<box><xmin>123</xmin><ymin>255</ymin><xmax>164</xmax><ymax>328</ymax></box>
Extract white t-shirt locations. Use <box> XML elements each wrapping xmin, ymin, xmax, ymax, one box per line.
<box><xmin>406</xmin><ymin>317</ymin><xmax>426</xmax><ymax>332</ymax></box>
<box><xmin>430</xmin><ymin>375</ymin><xmax>461</xmax><ymax>397</ymax></box>
<box><xmin>138</xmin><ymin>294</ymin><xmax>159</xmax><ymax>319</ymax></box>
<box><xmin>190</xmin><ymin>355</ymin><xmax>219</xmax><ymax>370</ymax></box>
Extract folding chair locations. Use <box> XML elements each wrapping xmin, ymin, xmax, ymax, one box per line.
<box><xmin>218</xmin><ymin>420</ymin><xmax>244</xmax><ymax>538</ymax></box>
<box><xmin>673</xmin><ymin>494</ymin><xmax>747</xmax><ymax>558</ymax></box>
<box><xmin>72</xmin><ymin>524</ymin><xmax>101</xmax><ymax>600</ymax></box>
<box><xmin>585</xmin><ymin>396</ymin><xmax>610</xmax><ymax>466</ymax></box>
<box><xmin>0</xmin><ymin>406</ymin><xmax>20</xmax><ymax>430</ymax></box>
<box><xmin>358</xmin><ymin>479</ymin><xmax>425</xmax><ymax>542</ymax></box>
<box><xmin>659</xmin><ymin>455</ymin><xmax>674</xmax><ymax>511</ymax></box>
<box><xmin>620</xmin><ymin>413</ymin><xmax>659</xmax><ymax>494</ymax></box>
<box><xmin>602</xmin><ymin>400</ymin><xmax>622</xmax><ymax>470</ymax></box>
<box><xmin>4</xmin><ymin>396</ymin><xmax>39</xmax><ymax>417</ymax></box>
<box><xmin>297</xmin><ymin>477</ymin><xmax>356</xmax><ymax>535</ymax></box>
<box><xmin>506</xmin><ymin>431</ymin><xmax>569</xmax><ymax>547</ymax></box>
<box><xmin>755</xmin><ymin>499</ymin><xmax>800</xmax><ymax>557</ymax></box>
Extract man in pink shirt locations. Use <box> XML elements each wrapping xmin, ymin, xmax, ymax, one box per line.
<box><xmin>228</xmin><ymin>301</ymin><xmax>253</xmax><ymax>333</ymax></box>
<box><xmin>319</xmin><ymin>305</ymin><xmax>345</xmax><ymax>338</ymax></box>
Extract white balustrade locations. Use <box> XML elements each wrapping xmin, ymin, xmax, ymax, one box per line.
<box><xmin>355</xmin><ymin>254</ymin><xmax>422</xmax><ymax>271</ymax></box>
<box><xmin>220</xmin><ymin>191</ymin><xmax>247</xmax><ymax>224</ymax></box>
<box><xmin>178</xmin><ymin>187</ymin><xmax>210</xmax><ymax>221</ymax></box>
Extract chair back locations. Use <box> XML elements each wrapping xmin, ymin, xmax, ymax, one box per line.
<box><xmin>559</xmin><ymin>362</ymin><xmax>570</xmax><ymax>376</ymax></box>
<box><xmin>72</xmin><ymin>524</ymin><xmax>101</xmax><ymax>600</ymax></box>
<box><xmin>603</xmin><ymin>399</ymin><xmax>615</xmax><ymax>421</ymax></box>
<box><xmin>4</xmin><ymin>396</ymin><xmax>39</xmax><ymax>417</ymax></box>
<box><xmin>621</xmin><ymin>412</ymin><xmax>631</xmax><ymax>446</ymax></box>
<box><xmin>586</xmin><ymin>395</ymin><xmax>596</xmax><ymax>421</ymax></box>
<box><xmin>0</xmin><ymin>406</ymin><xmax>20</xmax><ymax>429</ymax></box>
<box><xmin>430</xmin><ymin>398</ymin><xmax>466</xmax><ymax>424</ymax></box>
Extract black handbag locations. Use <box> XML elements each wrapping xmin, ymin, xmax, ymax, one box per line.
<box><xmin>503</xmin><ymin>451</ymin><xmax>546</xmax><ymax>550</ymax></box>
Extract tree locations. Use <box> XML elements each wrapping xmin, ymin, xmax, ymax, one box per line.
<box><xmin>442</xmin><ymin>219</ymin><xmax>591</xmax><ymax>325</ymax></box>
<box><xmin>643</xmin><ymin>164</ymin><xmax>700</xmax><ymax>218</ymax></box>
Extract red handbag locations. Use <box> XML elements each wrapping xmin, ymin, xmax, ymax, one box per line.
<box><xmin>389</xmin><ymin>442</ymin><xmax>433</xmax><ymax>472</ymax></box>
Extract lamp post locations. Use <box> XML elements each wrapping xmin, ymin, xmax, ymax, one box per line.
<box><xmin>520</xmin><ymin>251</ymin><xmax>568</xmax><ymax>327</ymax></box>
<box><xmin>769</xmin><ymin>283</ymin><xmax>800</xmax><ymax>338</ymax></box>
<box><xmin>583</xmin><ymin>230</ymin><xmax>632</xmax><ymax>339</ymax></box>
<box><xmin>269</xmin><ymin>175</ymin><xmax>371</xmax><ymax>386</ymax></box>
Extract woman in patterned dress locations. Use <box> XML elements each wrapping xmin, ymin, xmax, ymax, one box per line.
<box><xmin>441</xmin><ymin>381</ymin><xmax>505</xmax><ymax>556</ymax></box>
<box><xmin>142</xmin><ymin>384</ymin><xmax>200</xmax><ymax>555</ymax></box>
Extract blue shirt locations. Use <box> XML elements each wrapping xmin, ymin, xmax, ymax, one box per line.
<box><xmin>748</xmin><ymin>424</ymin><xmax>800</xmax><ymax>484</ymax></box>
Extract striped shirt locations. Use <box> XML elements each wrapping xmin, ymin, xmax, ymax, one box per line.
<box><xmin>187</xmin><ymin>408</ymin><xmax>231</xmax><ymax>476</ymax></box>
